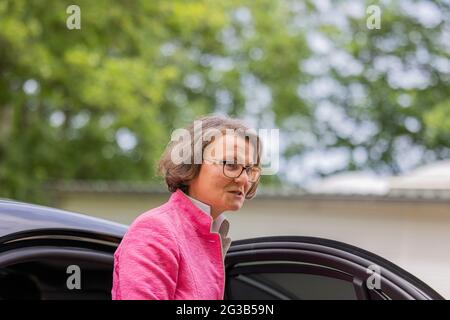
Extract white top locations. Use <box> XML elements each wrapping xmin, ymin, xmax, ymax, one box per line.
<box><xmin>183</xmin><ymin>191</ymin><xmax>228</xmax><ymax>234</ymax></box>
<box><xmin>181</xmin><ymin>191</ymin><xmax>232</xmax><ymax>259</ymax></box>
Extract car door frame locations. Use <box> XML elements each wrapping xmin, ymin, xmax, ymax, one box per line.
<box><xmin>224</xmin><ymin>236</ymin><xmax>444</xmax><ymax>300</ymax></box>
<box><xmin>0</xmin><ymin>228</ymin><xmax>121</xmax><ymax>299</ymax></box>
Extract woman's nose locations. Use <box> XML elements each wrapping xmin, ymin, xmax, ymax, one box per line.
<box><xmin>234</xmin><ymin>169</ymin><xmax>250</xmax><ymax>186</ymax></box>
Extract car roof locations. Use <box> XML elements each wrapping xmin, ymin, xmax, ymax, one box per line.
<box><xmin>0</xmin><ymin>199</ymin><xmax>127</xmax><ymax>240</ymax></box>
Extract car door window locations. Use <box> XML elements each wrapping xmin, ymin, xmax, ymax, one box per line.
<box><xmin>225</xmin><ymin>236</ymin><xmax>444</xmax><ymax>300</ymax></box>
<box><xmin>227</xmin><ymin>262</ymin><xmax>358</xmax><ymax>300</ymax></box>
<box><xmin>231</xmin><ymin>272</ymin><xmax>357</xmax><ymax>300</ymax></box>
<box><xmin>0</xmin><ymin>243</ymin><xmax>115</xmax><ymax>300</ymax></box>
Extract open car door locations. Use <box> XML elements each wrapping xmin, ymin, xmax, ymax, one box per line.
<box><xmin>224</xmin><ymin>236</ymin><xmax>444</xmax><ymax>300</ymax></box>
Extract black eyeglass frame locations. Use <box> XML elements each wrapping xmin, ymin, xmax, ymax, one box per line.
<box><xmin>204</xmin><ymin>157</ymin><xmax>261</xmax><ymax>183</ymax></box>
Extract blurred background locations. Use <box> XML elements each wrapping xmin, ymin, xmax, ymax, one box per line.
<box><xmin>1</xmin><ymin>0</ymin><xmax>450</xmax><ymax>297</ymax></box>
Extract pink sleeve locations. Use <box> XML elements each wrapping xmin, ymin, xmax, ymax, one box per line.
<box><xmin>112</xmin><ymin>216</ymin><xmax>180</xmax><ymax>300</ymax></box>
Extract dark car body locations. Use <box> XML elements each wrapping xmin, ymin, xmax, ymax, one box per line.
<box><xmin>0</xmin><ymin>199</ymin><xmax>444</xmax><ymax>300</ymax></box>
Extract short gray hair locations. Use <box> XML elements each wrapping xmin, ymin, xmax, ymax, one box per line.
<box><xmin>157</xmin><ymin>115</ymin><xmax>262</xmax><ymax>199</ymax></box>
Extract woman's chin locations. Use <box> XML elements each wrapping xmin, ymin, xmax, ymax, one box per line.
<box><xmin>227</xmin><ymin>201</ymin><xmax>243</xmax><ymax>211</ymax></box>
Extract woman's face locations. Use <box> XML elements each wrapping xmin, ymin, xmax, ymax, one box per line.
<box><xmin>188</xmin><ymin>133</ymin><xmax>256</xmax><ymax>218</ymax></box>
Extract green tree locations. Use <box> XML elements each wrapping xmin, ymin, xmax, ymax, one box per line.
<box><xmin>1</xmin><ymin>0</ymin><xmax>449</xmax><ymax>202</ymax></box>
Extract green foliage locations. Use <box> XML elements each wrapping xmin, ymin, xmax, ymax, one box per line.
<box><xmin>0</xmin><ymin>0</ymin><xmax>449</xmax><ymax>202</ymax></box>
<box><xmin>425</xmin><ymin>99</ymin><xmax>450</xmax><ymax>146</ymax></box>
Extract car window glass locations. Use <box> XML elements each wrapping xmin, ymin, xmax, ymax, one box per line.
<box><xmin>228</xmin><ymin>272</ymin><xmax>357</xmax><ymax>300</ymax></box>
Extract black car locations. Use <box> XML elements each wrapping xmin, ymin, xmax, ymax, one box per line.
<box><xmin>0</xmin><ymin>199</ymin><xmax>444</xmax><ymax>300</ymax></box>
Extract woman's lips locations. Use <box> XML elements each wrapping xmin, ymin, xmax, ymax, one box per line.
<box><xmin>228</xmin><ymin>190</ymin><xmax>244</xmax><ymax>198</ymax></box>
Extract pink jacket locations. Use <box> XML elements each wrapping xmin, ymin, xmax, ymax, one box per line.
<box><xmin>112</xmin><ymin>189</ymin><xmax>228</xmax><ymax>300</ymax></box>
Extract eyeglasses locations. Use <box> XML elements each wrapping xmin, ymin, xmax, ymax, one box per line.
<box><xmin>204</xmin><ymin>157</ymin><xmax>261</xmax><ymax>183</ymax></box>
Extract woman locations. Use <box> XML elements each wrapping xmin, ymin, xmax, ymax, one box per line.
<box><xmin>112</xmin><ymin>115</ymin><xmax>262</xmax><ymax>300</ymax></box>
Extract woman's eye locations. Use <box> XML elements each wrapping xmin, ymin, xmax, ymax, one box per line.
<box><xmin>225</xmin><ymin>163</ymin><xmax>239</xmax><ymax>170</ymax></box>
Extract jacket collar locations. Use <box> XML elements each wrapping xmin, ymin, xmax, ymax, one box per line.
<box><xmin>170</xmin><ymin>189</ymin><xmax>229</xmax><ymax>238</ymax></box>
<box><xmin>184</xmin><ymin>191</ymin><xmax>212</xmax><ymax>215</ymax></box>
